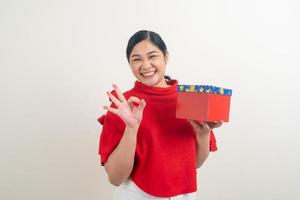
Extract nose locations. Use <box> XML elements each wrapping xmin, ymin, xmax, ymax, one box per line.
<box><xmin>141</xmin><ymin>59</ymin><xmax>152</xmax><ymax>70</ymax></box>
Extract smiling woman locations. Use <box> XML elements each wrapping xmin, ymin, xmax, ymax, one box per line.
<box><xmin>126</xmin><ymin>31</ymin><xmax>170</xmax><ymax>87</ymax></box>
<box><xmin>98</xmin><ymin>30</ymin><xmax>221</xmax><ymax>200</ymax></box>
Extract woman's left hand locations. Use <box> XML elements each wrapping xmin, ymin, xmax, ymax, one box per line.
<box><xmin>189</xmin><ymin>120</ymin><xmax>223</xmax><ymax>136</ymax></box>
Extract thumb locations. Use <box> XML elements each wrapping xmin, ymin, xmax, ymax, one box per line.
<box><xmin>202</xmin><ymin>122</ymin><xmax>211</xmax><ymax>133</ymax></box>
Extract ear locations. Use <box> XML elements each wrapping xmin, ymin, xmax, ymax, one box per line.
<box><xmin>164</xmin><ymin>51</ymin><xmax>169</xmax><ymax>64</ymax></box>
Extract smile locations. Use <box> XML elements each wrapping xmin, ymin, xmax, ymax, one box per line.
<box><xmin>140</xmin><ymin>70</ymin><xmax>157</xmax><ymax>77</ymax></box>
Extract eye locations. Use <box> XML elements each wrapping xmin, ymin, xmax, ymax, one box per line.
<box><xmin>131</xmin><ymin>58</ymin><xmax>141</xmax><ymax>62</ymax></box>
<box><xmin>149</xmin><ymin>55</ymin><xmax>157</xmax><ymax>59</ymax></box>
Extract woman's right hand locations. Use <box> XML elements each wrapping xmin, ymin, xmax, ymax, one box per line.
<box><xmin>103</xmin><ymin>84</ymin><xmax>146</xmax><ymax>128</ymax></box>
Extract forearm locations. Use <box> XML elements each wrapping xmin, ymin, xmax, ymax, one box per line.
<box><xmin>104</xmin><ymin>126</ymin><xmax>138</xmax><ymax>186</ymax></box>
<box><xmin>195</xmin><ymin>133</ymin><xmax>210</xmax><ymax>168</ymax></box>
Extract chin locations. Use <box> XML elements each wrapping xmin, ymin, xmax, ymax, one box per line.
<box><xmin>147</xmin><ymin>79</ymin><xmax>166</xmax><ymax>87</ymax></box>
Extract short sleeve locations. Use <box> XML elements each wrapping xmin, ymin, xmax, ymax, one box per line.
<box><xmin>209</xmin><ymin>130</ymin><xmax>218</xmax><ymax>152</ymax></box>
<box><xmin>97</xmin><ymin>110</ymin><xmax>125</xmax><ymax>166</ymax></box>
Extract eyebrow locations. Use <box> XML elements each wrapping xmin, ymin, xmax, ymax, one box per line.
<box><xmin>130</xmin><ymin>51</ymin><xmax>159</xmax><ymax>58</ymax></box>
<box><xmin>147</xmin><ymin>51</ymin><xmax>159</xmax><ymax>55</ymax></box>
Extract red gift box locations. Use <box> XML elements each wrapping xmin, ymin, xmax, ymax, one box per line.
<box><xmin>176</xmin><ymin>84</ymin><xmax>232</xmax><ymax>122</ymax></box>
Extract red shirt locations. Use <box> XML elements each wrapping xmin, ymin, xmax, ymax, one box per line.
<box><xmin>98</xmin><ymin>80</ymin><xmax>217</xmax><ymax>197</ymax></box>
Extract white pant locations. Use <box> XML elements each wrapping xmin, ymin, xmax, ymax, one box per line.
<box><xmin>114</xmin><ymin>179</ymin><xmax>196</xmax><ymax>200</ymax></box>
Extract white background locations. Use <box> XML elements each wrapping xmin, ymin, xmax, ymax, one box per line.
<box><xmin>1</xmin><ymin>0</ymin><xmax>300</xmax><ymax>199</ymax></box>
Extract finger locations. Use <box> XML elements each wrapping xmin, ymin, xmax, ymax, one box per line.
<box><xmin>112</xmin><ymin>84</ymin><xmax>127</xmax><ymax>102</ymax></box>
<box><xmin>189</xmin><ymin>120</ymin><xmax>198</xmax><ymax>128</ymax></box>
<box><xmin>207</xmin><ymin>121</ymin><xmax>223</xmax><ymax>129</ymax></box>
<box><xmin>106</xmin><ymin>91</ymin><xmax>121</xmax><ymax>107</ymax></box>
<box><xmin>189</xmin><ymin>120</ymin><xmax>203</xmax><ymax>130</ymax></box>
<box><xmin>103</xmin><ymin>105</ymin><xmax>120</xmax><ymax>115</ymax></box>
<box><xmin>214</xmin><ymin>121</ymin><xmax>223</xmax><ymax>128</ymax></box>
<box><xmin>127</xmin><ymin>96</ymin><xmax>141</xmax><ymax>106</ymax></box>
<box><xmin>138</xmin><ymin>99</ymin><xmax>146</xmax><ymax>111</ymax></box>
<box><xmin>207</xmin><ymin>122</ymin><xmax>216</xmax><ymax>129</ymax></box>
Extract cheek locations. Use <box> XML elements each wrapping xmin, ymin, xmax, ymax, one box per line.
<box><xmin>150</xmin><ymin>59</ymin><xmax>164</xmax><ymax>68</ymax></box>
<box><xmin>155</xmin><ymin>60</ymin><xmax>166</xmax><ymax>71</ymax></box>
<box><xmin>130</xmin><ymin>65</ymin><xmax>141</xmax><ymax>75</ymax></box>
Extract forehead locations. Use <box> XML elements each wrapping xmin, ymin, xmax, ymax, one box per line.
<box><xmin>130</xmin><ymin>40</ymin><xmax>162</xmax><ymax>56</ymax></box>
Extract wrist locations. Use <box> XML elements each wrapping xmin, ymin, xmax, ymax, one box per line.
<box><xmin>125</xmin><ymin>125</ymin><xmax>139</xmax><ymax>136</ymax></box>
<box><xmin>195</xmin><ymin>131</ymin><xmax>210</xmax><ymax>141</ymax></box>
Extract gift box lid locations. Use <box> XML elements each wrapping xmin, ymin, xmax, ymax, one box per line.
<box><xmin>177</xmin><ymin>84</ymin><xmax>232</xmax><ymax>96</ymax></box>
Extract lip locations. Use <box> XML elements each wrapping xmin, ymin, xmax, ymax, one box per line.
<box><xmin>140</xmin><ymin>70</ymin><xmax>157</xmax><ymax>77</ymax></box>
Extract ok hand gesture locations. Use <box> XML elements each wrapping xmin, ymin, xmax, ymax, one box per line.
<box><xmin>103</xmin><ymin>84</ymin><xmax>146</xmax><ymax>128</ymax></box>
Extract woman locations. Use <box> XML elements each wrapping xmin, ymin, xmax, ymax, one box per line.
<box><xmin>98</xmin><ymin>30</ymin><xmax>222</xmax><ymax>200</ymax></box>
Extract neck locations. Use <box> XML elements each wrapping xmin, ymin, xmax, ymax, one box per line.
<box><xmin>155</xmin><ymin>78</ymin><xmax>169</xmax><ymax>88</ymax></box>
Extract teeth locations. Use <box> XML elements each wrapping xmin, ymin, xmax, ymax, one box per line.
<box><xmin>142</xmin><ymin>71</ymin><xmax>155</xmax><ymax>77</ymax></box>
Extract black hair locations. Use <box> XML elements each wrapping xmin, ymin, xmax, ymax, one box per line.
<box><xmin>126</xmin><ymin>30</ymin><xmax>171</xmax><ymax>80</ymax></box>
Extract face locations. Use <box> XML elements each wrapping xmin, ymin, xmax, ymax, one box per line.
<box><xmin>129</xmin><ymin>39</ymin><xmax>169</xmax><ymax>87</ymax></box>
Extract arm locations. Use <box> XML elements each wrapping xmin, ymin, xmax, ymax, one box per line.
<box><xmin>104</xmin><ymin>126</ymin><xmax>138</xmax><ymax>186</ymax></box>
<box><xmin>195</xmin><ymin>131</ymin><xmax>210</xmax><ymax>168</ymax></box>
<box><xmin>102</xmin><ymin>84</ymin><xmax>146</xmax><ymax>186</ymax></box>
<box><xmin>189</xmin><ymin>121</ymin><xmax>222</xmax><ymax>168</ymax></box>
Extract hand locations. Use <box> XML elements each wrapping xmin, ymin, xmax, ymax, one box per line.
<box><xmin>189</xmin><ymin>120</ymin><xmax>223</xmax><ymax>136</ymax></box>
<box><xmin>103</xmin><ymin>84</ymin><xmax>146</xmax><ymax>128</ymax></box>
